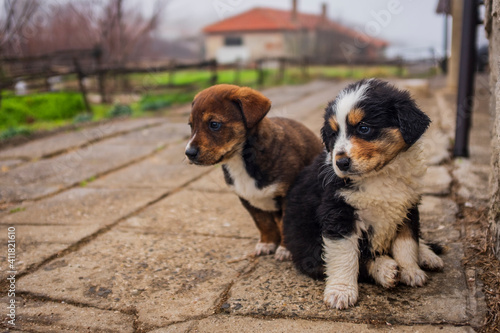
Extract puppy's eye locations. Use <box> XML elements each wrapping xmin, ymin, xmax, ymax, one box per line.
<box><xmin>357</xmin><ymin>125</ymin><xmax>371</xmax><ymax>135</ymax></box>
<box><xmin>209</xmin><ymin>121</ymin><xmax>222</xmax><ymax>131</ymax></box>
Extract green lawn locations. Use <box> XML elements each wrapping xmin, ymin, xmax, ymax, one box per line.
<box><xmin>130</xmin><ymin>68</ymin><xmax>269</xmax><ymax>88</ymax></box>
<box><xmin>0</xmin><ymin>65</ymin><xmax>406</xmax><ymax>140</ymax></box>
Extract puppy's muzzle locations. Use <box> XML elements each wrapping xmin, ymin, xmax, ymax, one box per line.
<box><xmin>336</xmin><ymin>157</ymin><xmax>351</xmax><ymax>172</ymax></box>
<box><xmin>185</xmin><ymin>146</ymin><xmax>199</xmax><ymax>161</ymax></box>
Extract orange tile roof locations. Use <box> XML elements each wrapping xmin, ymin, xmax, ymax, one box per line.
<box><xmin>203</xmin><ymin>7</ymin><xmax>388</xmax><ymax>48</ymax></box>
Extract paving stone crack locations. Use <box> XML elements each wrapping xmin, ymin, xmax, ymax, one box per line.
<box><xmin>17</xmin><ymin>291</ymin><xmax>121</xmax><ymax>313</ymax></box>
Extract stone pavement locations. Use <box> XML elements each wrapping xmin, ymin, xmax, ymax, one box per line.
<box><xmin>0</xmin><ymin>78</ymin><xmax>489</xmax><ymax>332</ymax></box>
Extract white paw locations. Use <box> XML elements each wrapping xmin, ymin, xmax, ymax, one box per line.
<box><xmin>419</xmin><ymin>245</ymin><xmax>444</xmax><ymax>271</ymax></box>
<box><xmin>323</xmin><ymin>284</ymin><xmax>358</xmax><ymax>309</ymax></box>
<box><xmin>274</xmin><ymin>245</ymin><xmax>292</xmax><ymax>261</ymax></box>
<box><xmin>369</xmin><ymin>256</ymin><xmax>399</xmax><ymax>289</ymax></box>
<box><xmin>253</xmin><ymin>242</ymin><xmax>277</xmax><ymax>256</ymax></box>
<box><xmin>400</xmin><ymin>266</ymin><xmax>427</xmax><ymax>287</ymax></box>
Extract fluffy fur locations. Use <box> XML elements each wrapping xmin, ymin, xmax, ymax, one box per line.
<box><xmin>283</xmin><ymin>79</ymin><xmax>444</xmax><ymax>309</ymax></box>
<box><xmin>186</xmin><ymin>84</ymin><xmax>323</xmax><ymax>259</ymax></box>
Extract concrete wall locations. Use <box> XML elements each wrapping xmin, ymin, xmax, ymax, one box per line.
<box><xmin>485</xmin><ymin>0</ymin><xmax>500</xmax><ymax>258</ymax></box>
<box><xmin>205</xmin><ymin>30</ymin><xmax>386</xmax><ymax>64</ymax></box>
<box><xmin>205</xmin><ymin>32</ymin><xmax>286</xmax><ymax>63</ymax></box>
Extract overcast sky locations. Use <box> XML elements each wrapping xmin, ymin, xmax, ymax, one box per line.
<box><xmin>150</xmin><ymin>0</ymin><xmax>488</xmax><ymax>59</ymax></box>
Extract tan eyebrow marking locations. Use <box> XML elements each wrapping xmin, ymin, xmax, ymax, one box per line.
<box><xmin>329</xmin><ymin>116</ymin><xmax>339</xmax><ymax>132</ymax></box>
<box><xmin>347</xmin><ymin>108</ymin><xmax>365</xmax><ymax>126</ymax></box>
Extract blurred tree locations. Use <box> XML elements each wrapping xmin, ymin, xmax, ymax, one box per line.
<box><xmin>0</xmin><ymin>0</ymin><xmax>39</xmax><ymax>57</ymax></box>
<box><xmin>1</xmin><ymin>0</ymin><xmax>167</xmax><ymax>64</ymax></box>
<box><xmin>98</xmin><ymin>0</ymin><xmax>167</xmax><ymax>65</ymax></box>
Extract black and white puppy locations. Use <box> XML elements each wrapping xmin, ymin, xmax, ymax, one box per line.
<box><xmin>283</xmin><ymin>79</ymin><xmax>444</xmax><ymax>310</ymax></box>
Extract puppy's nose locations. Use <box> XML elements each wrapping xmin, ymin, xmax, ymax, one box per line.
<box><xmin>336</xmin><ymin>157</ymin><xmax>351</xmax><ymax>171</ymax></box>
<box><xmin>185</xmin><ymin>147</ymin><xmax>199</xmax><ymax>160</ymax></box>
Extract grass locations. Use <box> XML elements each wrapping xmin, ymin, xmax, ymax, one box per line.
<box><xmin>0</xmin><ymin>92</ymin><xmax>86</xmax><ymax>128</ymax></box>
<box><xmin>0</xmin><ymin>64</ymin><xmax>408</xmax><ymax>140</ymax></box>
<box><xmin>140</xmin><ymin>91</ymin><xmax>195</xmax><ymax>111</ymax></box>
<box><xmin>9</xmin><ymin>207</ymin><xmax>26</xmax><ymax>214</ymax></box>
<box><xmin>79</xmin><ymin>176</ymin><xmax>96</xmax><ymax>187</ymax></box>
<box><xmin>307</xmin><ymin>65</ymin><xmax>405</xmax><ymax>79</ymax></box>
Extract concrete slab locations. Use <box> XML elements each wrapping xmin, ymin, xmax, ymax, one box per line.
<box><xmin>261</xmin><ymin>80</ymin><xmax>335</xmax><ymax>109</ymax></box>
<box><xmin>0</xmin><ymin>145</ymin><xmax>156</xmax><ymax>203</ymax></box>
<box><xmin>18</xmin><ymin>229</ymin><xmax>254</xmax><ymax>329</ymax></box>
<box><xmin>153</xmin><ymin>315</ymin><xmax>474</xmax><ymax>333</ymax></box>
<box><xmin>422</xmin><ymin>166</ymin><xmax>452</xmax><ymax>195</ymax></box>
<box><xmin>0</xmin><ymin>146</ymin><xmax>162</xmax><ymax>204</ymax></box>
<box><xmin>419</xmin><ymin>196</ymin><xmax>460</xmax><ymax>242</ymax></box>
<box><xmin>0</xmin><ymin>224</ymin><xmax>99</xmax><ymax>279</ymax></box>
<box><xmin>0</xmin><ymin>187</ymin><xmax>165</xmax><ymax>226</ymax></box>
<box><xmin>14</xmin><ymin>298</ymin><xmax>134</xmax><ymax>332</ymax></box>
<box><xmin>0</xmin><ymin>158</ymin><xmax>24</xmax><ymax>171</ymax></box>
<box><xmin>224</xmin><ymin>243</ymin><xmax>468</xmax><ymax>325</ymax></box>
<box><xmin>0</xmin><ymin>117</ymin><xmax>164</xmax><ymax>160</ymax></box>
<box><xmin>268</xmin><ymin>81</ymin><xmax>345</xmax><ymax>121</ymax></box>
<box><xmin>120</xmin><ymin>189</ymin><xmax>257</xmax><ymax>241</ymax></box>
<box><xmin>89</xmin><ymin>143</ymin><xmax>210</xmax><ymax>189</ymax></box>
<box><xmin>0</xmin><ymin>123</ymin><xmax>189</xmax><ymax>203</ymax></box>
<box><xmin>301</xmin><ymin>107</ymin><xmax>326</xmax><ymax>135</ymax></box>
<box><xmin>186</xmin><ymin>168</ymin><xmax>231</xmax><ymax>193</ymax></box>
<box><xmin>104</xmin><ymin>122</ymin><xmax>189</xmax><ymax>146</ymax></box>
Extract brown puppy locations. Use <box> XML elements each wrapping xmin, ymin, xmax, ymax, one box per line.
<box><xmin>185</xmin><ymin>84</ymin><xmax>323</xmax><ymax>260</ymax></box>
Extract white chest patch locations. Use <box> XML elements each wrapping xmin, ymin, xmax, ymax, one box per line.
<box><xmin>338</xmin><ymin>142</ymin><xmax>426</xmax><ymax>253</ymax></box>
<box><xmin>224</xmin><ymin>155</ymin><xmax>280</xmax><ymax>212</ymax></box>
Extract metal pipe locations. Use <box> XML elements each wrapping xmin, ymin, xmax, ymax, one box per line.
<box><xmin>453</xmin><ymin>0</ymin><xmax>479</xmax><ymax>157</ymax></box>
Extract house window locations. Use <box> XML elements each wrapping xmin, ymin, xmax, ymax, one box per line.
<box><xmin>224</xmin><ymin>36</ymin><xmax>243</xmax><ymax>46</ymax></box>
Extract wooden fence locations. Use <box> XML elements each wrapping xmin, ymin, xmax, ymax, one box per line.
<box><xmin>0</xmin><ymin>51</ymin><xmax>407</xmax><ymax>113</ymax></box>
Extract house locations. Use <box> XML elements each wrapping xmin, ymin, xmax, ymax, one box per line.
<box><xmin>203</xmin><ymin>1</ymin><xmax>389</xmax><ymax>64</ymax></box>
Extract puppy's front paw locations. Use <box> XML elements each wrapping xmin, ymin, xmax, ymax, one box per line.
<box><xmin>419</xmin><ymin>245</ymin><xmax>444</xmax><ymax>271</ymax></box>
<box><xmin>400</xmin><ymin>266</ymin><xmax>427</xmax><ymax>287</ymax></box>
<box><xmin>253</xmin><ymin>242</ymin><xmax>277</xmax><ymax>256</ymax></box>
<box><xmin>369</xmin><ymin>256</ymin><xmax>399</xmax><ymax>289</ymax></box>
<box><xmin>323</xmin><ymin>284</ymin><xmax>358</xmax><ymax>309</ymax></box>
<box><xmin>274</xmin><ymin>245</ymin><xmax>292</xmax><ymax>261</ymax></box>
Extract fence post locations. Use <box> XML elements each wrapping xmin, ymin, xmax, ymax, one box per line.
<box><xmin>301</xmin><ymin>56</ymin><xmax>309</xmax><ymax>80</ymax></box>
<box><xmin>277</xmin><ymin>57</ymin><xmax>286</xmax><ymax>83</ymax></box>
<box><xmin>210</xmin><ymin>59</ymin><xmax>218</xmax><ymax>85</ymax></box>
<box><xmin>93</xmin><ymin>47</ymin><xmax>108</xmax><ymax>104</ymax></box>
<box><xmin>397</xmin><ymin>57</ymin><xmax>404</xmax><ymax>77</ymax></box>
<box><xmin>0</xmin><ymin>61</ymin><xmax>4</xmax><ymax>109</ymax></box>
<box><xmin>234</xmin><ymin>59</ymin><xmax>241</xmax><ymax>85</ymax></box>
<box><xmin>256</xmin><ymin>59</ymin><xmax>264</xmax><ymax>87</ymax></box>
<box><xmin>73</xmin><ymin>58</ymin><xmax>92</xmax><ymax>114</ymax></box>
<box><xmin>168</xmin><ymin>60</ymin><xmax>176</xmax><ymax>87</ymax></box>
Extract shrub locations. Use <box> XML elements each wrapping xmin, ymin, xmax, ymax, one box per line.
<box><xmin>140</xmin><ymin>92</ymin><xmax>194</xmax><ymax>111</ymax></box>
<box><xmin>0</xmin><ymin>92</ymin><xmax>86</xmax><ymax>128</ymax></box>
<box><xmin>0</xmin><ymin>127</ymin><xmax>32</xmax><ymax>140</ymax></box>
<box><xmin>73</xmin><ymin>113</ymin><xmax>94</xmax><ymax>124</ymax></box>
<box><xmin>107</xmin><ymin>104</ymin><xmax>132</xmax><ymax>118</ymax></box>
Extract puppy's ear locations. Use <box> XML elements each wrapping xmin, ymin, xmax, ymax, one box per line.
<box><xmin>397</xmin><ymin>96</ymin><xmax>431</xmax><ymax>146</ymax></box>
<box><xmin>321</xmin><ymin>100</ymin><xmax>337</xmax><ymax>152</ymax></box>
<box><xmin>320</xmin><ymin>125</ymin><xmax>332</xmax><ymax>153</ymax></box>
<box><xmin>232</xmin><ymin>87</ymin><xmax>271</xmax><ymax>129</ymax></box>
